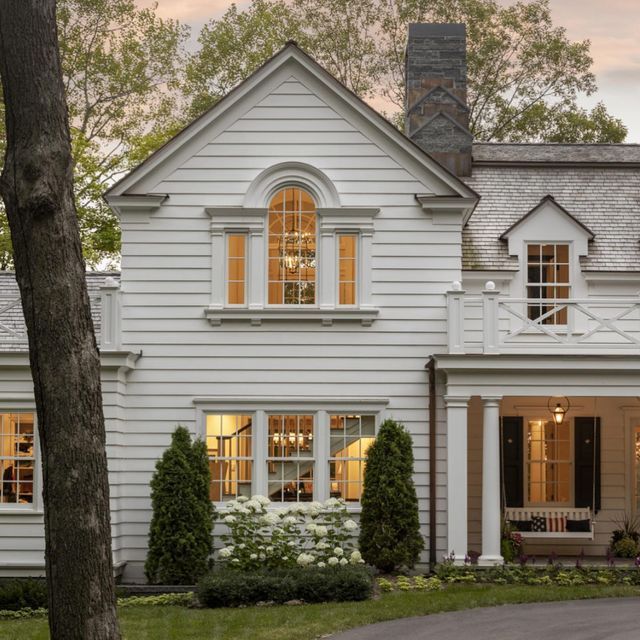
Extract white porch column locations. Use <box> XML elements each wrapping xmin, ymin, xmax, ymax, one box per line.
<box><xmin>479</xmin><ymin>396</ymin><xmax>504</xmax><ymax>565</ymax></box>
<box><xmin>445</xmin><ymin>395</ymin><xmax>469</xmax><ymax>564</ymax></box>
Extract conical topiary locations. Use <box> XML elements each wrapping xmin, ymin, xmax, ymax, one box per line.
<box><xmin>359</xmin><ymin>419</ymin><xmax>424</xmax><ymax>572</ymax></box>
<box><xmin>145</xmin><ymin>426</ymin><xmax>214</xmax><ymax>584</ymax></box>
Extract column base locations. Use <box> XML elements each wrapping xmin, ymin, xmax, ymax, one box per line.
<box><xmin>478</xmin><ymin>554</ymin><xmax>504</xmax><ymax>567</ymax></box>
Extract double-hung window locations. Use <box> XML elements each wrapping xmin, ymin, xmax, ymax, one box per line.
<box><xmin>0</xmin><ymin>412</ymin><xmax>36</xmax><ymax>508</ymax></box>
<box><xmin>526</xmin><ymin>243</ymin><xmax>570</xmax><ymax>324</ymax></box>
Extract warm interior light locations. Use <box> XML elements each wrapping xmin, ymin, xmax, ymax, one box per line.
<box><xmin>553</xmin><ymin>403</ymin><xmax>566</xmax><ymax>426</ymax></box>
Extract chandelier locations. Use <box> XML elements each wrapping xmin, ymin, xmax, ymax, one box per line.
<box><xmin>279</xmin><ymin>216</ymin><xmax>315</xmax><ymax>274</ymax></box>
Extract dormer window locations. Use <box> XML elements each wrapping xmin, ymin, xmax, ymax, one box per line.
<box><xmin>268</xmin><ymin>188</ymin><xmax>317</xmax><ymax>305</ymax></box>
<box><xmin>526</xmin><ymin>243</ymin><xmax>570</xmax><ymax>324</ymax></box>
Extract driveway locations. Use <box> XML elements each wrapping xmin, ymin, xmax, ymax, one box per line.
<box><xmin>329</xmin><ymin>597</ymin><xmax>640</xmax><ymax>640</ymax></box>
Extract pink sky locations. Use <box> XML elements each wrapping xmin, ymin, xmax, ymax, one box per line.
<box><xmin>139</xmin><ymin>0</ymin><xmax>640</xmax><ymax>141</ymax></box>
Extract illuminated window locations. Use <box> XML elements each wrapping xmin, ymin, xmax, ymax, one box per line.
<box><xmin>329</xmin><ymin>415</ymin><xmax>375</xmax><ymax>502</ymax></box>
<box><xmin>0</xmin><ymin>413</ymin><xmax>35</xmax><ymax>507</ymax></box>
<box><xmin>527</xmin><ymin>419</ymin><xmax>571</xmax><ymax>505</ymax></box>
<box><xmin>268</xmin><ymin>188</ymin><xmax>316</xmax><ymax>305</ymax></box>
<box><xmin>206</xmin><ymin>414</ymin><xmax>252</xmax><ymax>501</ymax></box>
<box><xmin>267</xmin><ymin>415</ymin><xmax>314</xmax><ymax>502</ymax></box>
<box><xmin>226</xmin><ymin>234</ymin><xmax>246</xmax><ymax>305</ymax></box>
<box><xmin>635</xmin><ymin>427</ymin><xmax>640</xmax><ymax>513</ymax></box>
<box><xmin>527</xmin><ymin>244</ymin><xmax>570</xmax><ymax>324</ymax></box>
<box><xmin>338</xmin><ymin>235</ymin><xmax>357</xmax><ymax>305</ymax></box>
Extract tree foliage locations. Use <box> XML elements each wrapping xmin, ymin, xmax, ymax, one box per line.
<box><xmin>0</xmin><ymin>0</ymin><xmax>188</xmax><ymax>268</ymax></box>
<box><xmin>145</xmin><ymin>426</ymin><xmax>215</xmax><ymax>585</ymax></box>
<box><xmin>359</xmin><ymin>419</ymin><xmax>423</xmax><ymax>572</ymax></box>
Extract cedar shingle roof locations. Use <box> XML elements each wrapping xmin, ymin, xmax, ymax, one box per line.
<box><xmin>463</xmin><ymin>144</ymin><xmax>640</xmax><ymax>272</ymax></box>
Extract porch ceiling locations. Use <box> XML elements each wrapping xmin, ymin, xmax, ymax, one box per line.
<box><xmin>435</xmin><ymin>353</ymin><xmax>640</xmax><ymax>397</ymax></box>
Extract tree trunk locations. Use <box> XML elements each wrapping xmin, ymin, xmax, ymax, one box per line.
<box><xmin>0</xmin><ymin>2</ymin><xmax>120</xmax><ymax>639</ymax></box>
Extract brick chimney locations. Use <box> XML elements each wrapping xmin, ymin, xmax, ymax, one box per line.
<box><xmin>405</xmin><ymin>24</ymin><xmax>472</xmax><ymax>177</ymax></box>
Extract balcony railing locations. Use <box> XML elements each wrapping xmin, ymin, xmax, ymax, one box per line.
<box><xmin>447</xmin><ymin>281</ymin><xmax>640</xmax><ymax>354</ymax></box>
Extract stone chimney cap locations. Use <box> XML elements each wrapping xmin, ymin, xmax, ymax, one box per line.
<box><xmin>408</xmin><ymin>23</ymin><xmax>466</xmax><ymax>37</ymax></box>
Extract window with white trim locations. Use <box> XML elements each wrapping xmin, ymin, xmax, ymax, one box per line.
<box><xmin>267</xmin><ymin>188</ymin><xmax>317</xmax><ymax>305</ymax></box>
<box><xmin>267</xmin><ymin>414</ymin><xmax>315</xmax><ymax>501</ymax></box>
<box><xmin>329</xmin><ymin>415</ymin><xmax>374</xmax><ymax>501</ymax></box>
<box><xmin>526</xmin><ymin>418</ymin><xmax>571</xmax><ymax>506</ymax></box>
<box><xmin>206</xmin><ymin>414</ymin><xmax>253</xmax><ymax>501</ymax></box>
<box><xmin>226</xmin><ymin>234</ymin><xmax>247</xmax><ymax>306</ymax></box>
<box><xmin>337</xmin><ymin>235</ymin><xmax>357</xmax><ymax>306</ymax></box>
<box><xmin>200</xmin><ymin>408</ymin><xmax>380</xmax><ymax>504</ymax></box>
<box><xmin>526</xmin><ymin>243</ymin><xmax>570</xmax><ymax>324</ymax></box>
<box><xmin>0</xmin><ymin>413</ymin><xmax>36</xmax><ymax>507</ymax></box>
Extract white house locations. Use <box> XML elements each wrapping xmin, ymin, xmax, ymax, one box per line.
<box><xmin>1</xmin><ymin>24</ymin><xmax>640</xmax><ymax>581</ymax></box>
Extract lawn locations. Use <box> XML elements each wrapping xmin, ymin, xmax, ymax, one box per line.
<box><xmin>2</xmin><ymin>584</ymin><xmax>639</xmax><ymax>640</ymax></box>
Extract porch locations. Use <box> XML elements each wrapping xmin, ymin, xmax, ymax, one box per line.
<box><xmin>435</xmin><ymin>354</ymin><xmax>640</xmax><ymax>564</ymax></box>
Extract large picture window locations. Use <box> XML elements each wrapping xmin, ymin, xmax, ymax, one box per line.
<box><xmin>268</xmin><ymin>188</ymin><xmax>317</xmax><ymax>305</ymax></box>
<box><xmin>526</xmin><ymin>418</ymin><xmax>571</xmax><ymax>505</ymax></box>
<box><xmin>206</xmin><ymin>414</ymin><xmax>252</xmax><ymax>502</ymax></box>
<box><xmin>526</xmin><ymin>243</ymin><xmax>570</xmax><ymax>324</ymax></box>
<box><xmin>329</xmin><ymin>415</ymin><xmax>375</xmax><ymax>501</ymax></box>
<box><xmin>0</xmin><ymin>413</ymin><xmax>36</xmax><ymax>507</ymax></box>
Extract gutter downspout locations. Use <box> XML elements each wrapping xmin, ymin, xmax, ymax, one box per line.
<box><xmin>426</xmin><ymin>357</ymin><xmax>437</xmax><ymax>570</ymax></box>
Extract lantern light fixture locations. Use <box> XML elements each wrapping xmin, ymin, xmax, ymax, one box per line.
<box><xmin>548</xmin><ymin>396</ymin><xmax>570</xmax><ymax>426</ymax></box>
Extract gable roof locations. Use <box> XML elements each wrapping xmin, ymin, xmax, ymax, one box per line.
<box><xmin>463</xmin><ymin>144</ymin><xmax>640</xmax><ymax>272</ymax></box>
<box><xmin>499</xmin><ymin>195</ymin><xmax>595</xmax><ymax>241</ymax></box>
<box><xmin>105</xmin><ymin>41</ymin><xmax>477</xmax><ymax>202</ymax></box>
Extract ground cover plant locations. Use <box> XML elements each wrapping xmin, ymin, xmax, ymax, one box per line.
<box><xmin>3</xmin><ymin>584</ymin><xmax>640</xmax><ymax>640</ymax></box>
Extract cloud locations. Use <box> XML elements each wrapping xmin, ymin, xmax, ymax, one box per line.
<box><xmin>136</xmin><ymin>0</ymin><xmax>250</xmax><ymax>21</ymax></box>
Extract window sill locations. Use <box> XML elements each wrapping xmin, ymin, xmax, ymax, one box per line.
<box><xmin>205</xmin><ymin>306</ymin><xmax>379</xmax><ymax>327</ymax></box>
<box><xmin>0</xmin><ymin>508</ymin><xmax>43</xmax><ymax>515</ymax></box>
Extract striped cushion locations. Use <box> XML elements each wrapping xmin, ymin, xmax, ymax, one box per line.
<box><xmin>547</xmin><ymin>515</ymin><xmax>567</xmax><ymax>532</ymax></box>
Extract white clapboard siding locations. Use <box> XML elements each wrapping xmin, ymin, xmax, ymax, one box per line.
<box><xmin>110</xmin><ymin>73</ymin><xmax>461</xmax><ymax>580</ymax></box>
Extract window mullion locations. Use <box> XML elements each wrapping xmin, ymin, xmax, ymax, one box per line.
<box><xmin>254</xmin><ymin>410</ymin><xmax>267</xmax><ymax>498</ymax></box>
<box><xmin>316</xmin><ymin>410</ymin><xmax>329</xmax><ymax>502</ymax></box>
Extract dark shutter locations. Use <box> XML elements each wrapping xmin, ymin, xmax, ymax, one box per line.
<box><xmin>574</xmin><ymin>417</ymin><xmax>601</xmax><ymax>512</ymax></box>
<box><xmin>501</xmin><ymin>417</ymin><xmax>523</xmax><ymax>508</ymax></box>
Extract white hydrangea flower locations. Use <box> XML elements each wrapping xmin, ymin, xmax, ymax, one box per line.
<box><xmin>251</xmin><ymin>494</ymin><xmax>271</xmax><ymax>505</ymax></box>
<box><xmin>344</xmin><ymin>519</ymin><xmax>358</xmax><ymax>531</ymax></box>
<box><xmin>245</xmin><ymin>499</ymin><xmax>262</xmax><ymax>511</ymax></box>
<box><xmin>236</xmin><ymin>496</ymin><xmax>249</xmax><ymax>503</ymax></box>
<box><xmin>250</xmin><ymin>553</ymin><xmax>258</xmax><ymax>560</ymax></box>
<box><xmin>339</xmin><ymin>558</ymin><xmax>348</xmax><ymax>566</ymax></box>
<box><xmin>310</xmin><ymin>501</ymin><xmax>323</xmax><ymax>510</ymax></box>
<box><xmin>317</xmin><ymin>561</ymin><xmax>326</xmax><ymax>568</ymax></box>
<box><xmin>262</xmin><ymin>512</ymin><xmax>280</xmax><ymax>526</ymax></box>
<box><xmin>231</xmin><ymin>558</ymin><xmax>240</xmax><ymax>564</ymax></box>
<box><xmin>315</xmin><ymin>541</ymin><xmax>328</xmax><ymax>550</ymax></box>
<box><xmin>333</xmin><ymin>547</ymin><xmax>344</xmax><ymax>557</ymax></box>
<box><xmin>238</xmin><ymin>543</ymin><xmax>246</xmax><ymax>550</ymax></box>
<box><xmin>283</xmin><ymin>516</ymin><xmax>297</xmax><ymax>525</ymax></box>
<box><xmin>314</xmin><ymin>525</ymin><xmax>328</xmax><ymax>538</ymax></box>
<box><xmin>349</xmin><ymin>550</ymin><xmax>363</xmax><ymax>564</ymax></box>
<box><xmin>223</xmin><ymin>514</ymin><xmax>236</xmax><ymax>524</ymax></box>
<box><xmin>296</xmin><ymin>553</ymin><xmax>315</xmax><ymax>567</ymax></box>
<box><xmin>306</xmin><ymin>523</ymin><xmax>317</xmax><ymax>532</ymax></box>
<box><xmin>328</xmin><ymin>556</ymin><xmax>339</xmax><ymax>566</ymax></box>
<box><xmin>218</xmin><ymin>547</ymin><xmax>234</xmax><ymax>559</ymax></box>
<box><xmin>324</xmin><ymin>497</ymin><xmax>340</xmax><ymax>508</ymax></box>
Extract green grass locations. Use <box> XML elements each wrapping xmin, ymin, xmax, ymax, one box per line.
<box><xmin>2</xmin><ymin>584</ymin><xmax>639</xmax><ymax>640</ymax></box>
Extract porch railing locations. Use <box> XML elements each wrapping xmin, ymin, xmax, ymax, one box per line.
<box><xmin>447</xmin><ymin>281</ymin><xmax>640</xmax><ymax>354</ymax></box>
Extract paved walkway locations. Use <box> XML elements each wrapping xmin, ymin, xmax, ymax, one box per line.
<box><xmin>329</xmin><ymin>597</ymin><xmax>640</xmax><ymax>640</ymax></box>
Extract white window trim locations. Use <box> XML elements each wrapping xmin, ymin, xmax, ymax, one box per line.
<box><xmin>205</xmin><ymin>206</ymin><xmax>379</xmax><ymax>326</ymax></box>
<box><xmin>193</xmin><ymin>396</ymin><xmax>388</xmax><ymax>509</ymax></box>
<box><xmin>204</xmin><ymin>163</ymin><xmax>379</xmax><ymax>326</ymax></box>
<box><xmin>0</xmin><ymin>402</ymin><xmax>42</xmax><ymax>514</ymax></box>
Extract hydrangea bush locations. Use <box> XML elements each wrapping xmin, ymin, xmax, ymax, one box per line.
<box><xmin>217</xmin><ymin>495</ymin><xmax>364</xmax><ymax>570</ymax></box>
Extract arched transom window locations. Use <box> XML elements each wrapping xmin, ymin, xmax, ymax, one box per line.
<box><xmin>268</xmin><ymin>188</ymin><xmax>317</xmax><ymax>305</ymax></box>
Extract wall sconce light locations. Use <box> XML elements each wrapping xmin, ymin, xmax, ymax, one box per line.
<box><xmin>548</xmin><ymin>396</ymin><xmax>570</xmax><ymax>426</ymax></box>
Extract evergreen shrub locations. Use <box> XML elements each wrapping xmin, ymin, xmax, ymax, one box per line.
<box><xmin>145</xmin><ymin>426</ymin><xmax>215</xmax><ymax>584</ymax></box>
<box><xmin>197</xmin><ymin>565</ymin><xmax>372</xmax><ymax>607</ymax></box>
<box><xmin>359</xmin><ymin>419</ymin><xmax>424</xmax><ymax>572</ymax></box>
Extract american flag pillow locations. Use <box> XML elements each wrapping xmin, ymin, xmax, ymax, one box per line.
<box><xmin>546</xmin><ymin>515</ymin><xmax>567</xmax><ymax>533</ymax></box>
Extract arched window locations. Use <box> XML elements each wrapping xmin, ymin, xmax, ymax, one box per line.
<box><xmin>268</xmin><ymin>188</ymin><xmax>317</xmax><ymax>305</ymax></box>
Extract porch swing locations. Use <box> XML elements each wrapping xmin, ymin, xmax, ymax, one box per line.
<box><xmin>502</xmin><ymin>399</ymin><xmax>598</xmax><ymax>540</ymax></box>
